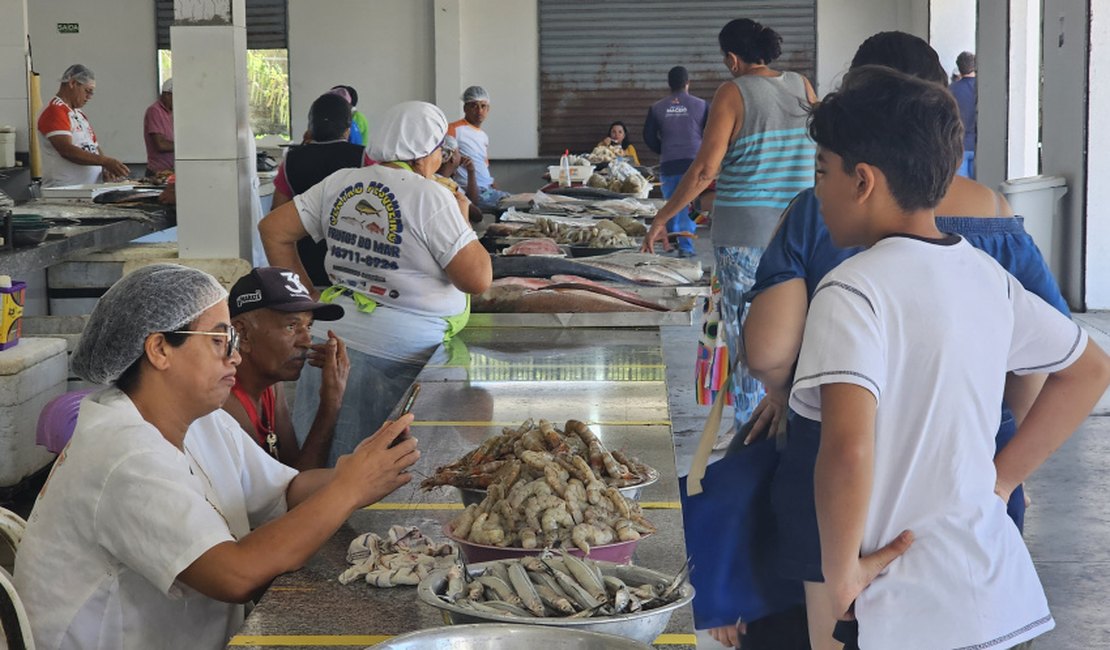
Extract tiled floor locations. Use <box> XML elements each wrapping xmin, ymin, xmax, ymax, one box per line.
<box><xmin>665</xmin><ymin>230</ymin><xmax>1110</xmax><ymax>648</ymax></box>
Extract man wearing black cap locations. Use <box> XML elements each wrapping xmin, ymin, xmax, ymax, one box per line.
<box><xmin>223</xmin><ymin>267</ymin><xmax>350</xmax><ymax>470</ymax></box>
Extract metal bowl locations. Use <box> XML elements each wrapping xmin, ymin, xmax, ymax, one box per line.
<box><xmin>370</xmin><ymin>623</ymin><xmax>654</xmax><ymax>649</ymax></box>
<box><xmin>445</xmin><ymin>522</ymin><xmax>647</xmax><ymax>564</ymax></box>
<box><xmin>417</xmin><ymin>560</ymin><xmax>693</xmax><ymax>645</ymax></box>
<box><xmin>456</xmin><ymin>467</ymin><xmax>659</xmax><ymax>508</ymax></box>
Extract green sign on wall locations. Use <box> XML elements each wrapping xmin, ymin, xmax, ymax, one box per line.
<box><xmin>57</xmin><ymin>23</ymin><xmax>79</xmax><ymax>34</ymax></box>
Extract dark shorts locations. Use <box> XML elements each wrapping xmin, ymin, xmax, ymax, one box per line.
<box><xmin>770</xmin><ymin>409</ymin><xmax>1026</xmax><ymax>583</ymax></box>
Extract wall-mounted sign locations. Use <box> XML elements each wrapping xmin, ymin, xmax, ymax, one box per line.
<box><xmin>56</xmin><ymin>23</ymin><xmax>79</xmax><ymax>34</ymax></box>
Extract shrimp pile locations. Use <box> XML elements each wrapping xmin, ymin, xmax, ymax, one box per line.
<box><xmin>445</xmin><ymin>440</ymin><xmax>656</xmax><ymax>553</ymax></box>
<box><xmin>438</xmin><ymin>551</ymin><xmax>688</xmax><ymax>618</ymax></box>
<box><xmin>421</xmin><ymin>418</ymin><xmax>655</xmax><ymax>491</ymax></box>
<box><xmin>337</xmin><ymin>525</ymin><xmax>458</xmax><ymax>587</ymax></box>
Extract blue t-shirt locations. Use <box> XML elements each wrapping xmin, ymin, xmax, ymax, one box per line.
<box><xmin>748</xmin><ymin>187</ymin><xmax>1069</xmax><ymax>315</ymax></box>
<box><xmin>950</xmin><ymin>77</ymin><xmax>977</xmax><ymax>152</ymax></box>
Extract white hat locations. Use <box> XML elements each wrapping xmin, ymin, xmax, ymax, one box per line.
<box><xmin>368</xmin><ymin>101</ymin><xmax>448</xmax><ymax>162</ymax></box>
<box><xmin>161</xmin><ymin>78</ymin><xmax>173</xmax><ymax>93</ymax></box>
<box><xmin>461</xmin><ymin>86</ymin><xmax>490</xmax><ymax>103</ymax></box>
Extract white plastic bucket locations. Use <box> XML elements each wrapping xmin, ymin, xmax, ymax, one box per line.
<box><xmin>0</xmin><ymin>126</ymin><xmax>15</xmax><ymax>169</ymax></box>
<box><xmin>999</xmin><ymin>175</ymin><xmax>1067</xmax><ymax>279</ymax></box>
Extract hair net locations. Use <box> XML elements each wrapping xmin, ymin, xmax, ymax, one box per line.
<box><xmin>461</xmin><ymin>86</ymin><xmax>490</xmax><ymax>103</ymax></box>
<box><xmin>368</xmin><ymin>101</ymin><xmax>447</xmax><ymax>162</ymax></box>
<box><xmin>70</xmin><ymin>264</ymin><xmax>228</xmax><ymax>385</ymax></box>
<box><xmin>60</xmin><ymin>64</ymin><xmax>95</xmax><ymax>85</ymax></box>
<box><xmin>161</xmin><ymin>78</ymin><xmax>173</xmax><ymax>93</ymax></box>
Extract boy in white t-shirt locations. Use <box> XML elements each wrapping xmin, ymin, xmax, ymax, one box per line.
<box><xmin>790</xmin><ymin>66</ymin><xmax>1110</xmax><ymax>649</ymax></box>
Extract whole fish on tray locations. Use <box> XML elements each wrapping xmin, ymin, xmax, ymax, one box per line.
<box><xmin>474</xmin><ymin>277</ymin><xmax>676</xmax><ymax>313</ymax></box>
<box><xmin>492</xmin><ymin>256</ymin><xmax>633</xmax><ymax>284</ymax></box>
<box><xmin>575</xmin><ymin>251</ymin><xmax>703</xmax><ymax>286</ymax></box>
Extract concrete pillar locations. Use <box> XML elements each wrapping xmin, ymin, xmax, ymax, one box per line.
<box><xmin>975</xmin><ymin>0</ymin><xmax>1009</xmax><ymax>191</ymax></box>
<box><xmin>434</xmin><ymin>0</ymin><xmax>463</xmax><ymax>113</ymax></box>
<box><xmin>0</xmin><ymin>0</ymin><xmax>29</xmax><ymax>153</ymax></box>
<box><xmin>171</xmin><ymin>0</ymin><xmax>253</xmax><ymax>261</ymax></box>
<box><xmin>1040</xmin><ymin>0</ymin><xmax>1089</xmax><ymax>310</ymax></box>
<box><xmin>1086</xmin><ymin>0</ymin><xmax>1110</xmax><ymax>308</ymax></box>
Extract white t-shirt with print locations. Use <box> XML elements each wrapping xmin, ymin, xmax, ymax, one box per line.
<box><xmin>790</xmin><ymin>235</ymin><xmax>1085</xmax><ymax>650</ymax></box>
<box><xmin>14</xmin><ymin>388</ymin><xmax>298</xmax><ymax>650</ymax></box>
<box><xmin>294</xmin><ymin>165</ymin><xmax>476</xmax><ymax>359</ymax></box>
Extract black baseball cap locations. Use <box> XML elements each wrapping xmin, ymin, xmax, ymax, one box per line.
<box><xmin>229</xmin><ymin>267</ymin><xmax>344</xmax><ymax>321</ymax></box>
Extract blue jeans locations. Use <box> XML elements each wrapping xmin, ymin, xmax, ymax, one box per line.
<box><xmin>661</xmin><ymin>174</ymin><xmax>697</xmax><ymax>254</ymax></box>
<box><xmin>714</xmin><ymin>246</ymin><xmax>767</xmax><ymax>428</ymax></box>
<box><xmin>958</xmin><ymin>150</ymin><xmax>976</xmax><ymax>179</ymax></box>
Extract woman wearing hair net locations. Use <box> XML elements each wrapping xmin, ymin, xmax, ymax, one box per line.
<box><xmin>13</xmin><ymin>263</ymin><xmax>419</xmax><ymax>650</ymax></box>
<box><xmin>261</xmin><ymin>101</ymin><xmax>492</xmax><ymax>466</ymax></box>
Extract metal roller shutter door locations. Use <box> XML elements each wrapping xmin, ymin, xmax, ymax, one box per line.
<box><xmin>539</xmin><ymin>0</ymin><xmax>815</xmax><ymax>161</ymax></box>
<box><xmin>156</xmin><ymin>0</ymin><xmax>288</xmax><ymax>49</ymax></box>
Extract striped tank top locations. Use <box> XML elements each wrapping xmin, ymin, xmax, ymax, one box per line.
<box><xmin>712</xmin><ymin>71</ymin><xmax>815</xmax><ymax>248</ymax></box>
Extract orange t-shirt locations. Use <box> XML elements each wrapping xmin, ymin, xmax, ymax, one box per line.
<box><xmin>37</xmin><ymin>96</ymin><xmax>102</xmax><ymax>187</ymax></box>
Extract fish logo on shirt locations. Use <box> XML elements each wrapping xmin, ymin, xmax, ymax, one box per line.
<box><xmin>355</xmin><ymin>199</ymin><xmax>382</xmax><ymax>217</ymax></box>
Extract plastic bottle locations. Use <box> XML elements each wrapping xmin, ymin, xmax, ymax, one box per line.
<box><xmin>559</xmin><ymin>149</ymin><xmax>572</xmax><ymax>187</ymax></box>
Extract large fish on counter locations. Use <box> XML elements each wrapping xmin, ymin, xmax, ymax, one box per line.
<box><xmin>491</xmin><ymin>251</ymin><xmax>701</xmax><ymax>286</ymax></box>
<box><xmin>474</xmin><ymin>277</ymin><xmax>682</xmax><ymax>313</ymax></box>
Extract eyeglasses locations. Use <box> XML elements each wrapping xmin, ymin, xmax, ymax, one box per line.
<box><xmin>170</xmin><ymin>327</ymin><xmax>240</xmax><ymax>358</ymax></box>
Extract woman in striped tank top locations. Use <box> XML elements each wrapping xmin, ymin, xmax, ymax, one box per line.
<box><xmin>644</xmin><ymin>19</ymin><xmax>817</xmax><ymax>435</ymax></box>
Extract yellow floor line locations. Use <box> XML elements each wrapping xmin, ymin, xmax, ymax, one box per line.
<box><xmin>362</xmin><ymin>501</ymin><xmax>680</xmax><ymax>511</ymax></box>
<box><xmin>411</xmin><ymin>420</ymin><xmax>672</xmax><ymax>427</ymax></box>
<box><xmin>229</xmin><ymin>633</ymin><xmax>696</xmax><ymax>646</ymax></box>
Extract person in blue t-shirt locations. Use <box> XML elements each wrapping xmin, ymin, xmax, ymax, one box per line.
<box><xmin>949</xmin><ymin>51</ymin><xmax>977</xmax><ymax>179</ymax></box>
<box><xmin>643</xmin><ymin>66</ymin><xmax>709</xmax><ymax>256</ymax></box>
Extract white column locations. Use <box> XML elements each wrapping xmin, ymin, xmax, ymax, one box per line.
<box><xmin>1086</xmin><ymin>0</ymin><xmax>1110</xmax><ymax>308</ymax></box>
<box><xmin>1007</xmin><ymin>0</ymin><xmax>1040</xmax><ymax>179</ymax></box>
<box><xmin>434</xmin><ymin>0</ymin><xmax>463</xmax><ymax>114</ymax></box>
<box><xmin>172</xmin><ymin>0</ymin><xmax>253</xmax><ymax>261</ymax></box>
<box><xmin>0</xmin><ymin>0</ymin><xmax>29</xmax><ymax>152</ymax></box>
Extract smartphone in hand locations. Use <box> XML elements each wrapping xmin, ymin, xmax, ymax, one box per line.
<box><xmin>389</xmin><ymin>383</ymin><xmax>420</xmax><ymax>448</ymax></box>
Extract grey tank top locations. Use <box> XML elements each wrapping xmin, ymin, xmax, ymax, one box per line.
<box><xmin>711</xmin><ymin>71</ymin><xmax>815</xmax><ymax>248</ymax></box>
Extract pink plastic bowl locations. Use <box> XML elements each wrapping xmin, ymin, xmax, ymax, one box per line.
<box><xmin>444</xmin><ymin>522</ymin><xmax>647</xmax><ymax>564</ymax></box>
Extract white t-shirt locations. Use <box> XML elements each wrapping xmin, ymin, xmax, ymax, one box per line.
<box><xmin>37</xmin><ymin>96</ymin><xmax>103</xmax><ymax>187</ymax></box>
<box><xmin>449</xmin><ymin>120</ymin><xmax>494</xmax><ymax>190</ymax></box>
<box><xmin>294</xmin><ymin>165</ymin><xmax>476</xmax><ymax>359</ymax></box>
<box><xmin>790</xmin><ymin>235</ymin><xmax>1085</xmax><ymax>650</ymax></box>
<box><xmin>14</xmin><ymin>388</ymin><xmax>298</xmax><ymax>650</ymax></box>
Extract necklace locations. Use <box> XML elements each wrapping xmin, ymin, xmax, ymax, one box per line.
<box><xmin>183</xmin><ymin>447</ymin><xmax>239</xmax><ymax>540</ymax></box>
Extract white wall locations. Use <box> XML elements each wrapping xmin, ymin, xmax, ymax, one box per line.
<box><xmin>288</xmin><ymin>0</ymin><xmax>537</xmax><ymax>159</ymax></box>
<box><xmin>457</xmin><ymin>0</ymin><xmax>538</xmax><ymax>158</ymax></box>
<box><xmin>0</xmin><ymin>0</ymin><xmax>29</xmax><ymax>152</ymax></box>
<box><xmin>287</xmin><ymin>0</ymin><xmax>436</xmax><ymax>146</ymax></box>
<box><xmin>1087</xmin><ymin>0</ymin><xmax>1110</xmax><ymax>309</ymax></box>
<box><xmin>1008</xmin><ymin>0</ymin><xmax>1040</xmax><ymax>180</ymax></box>
<box><xmin>815</xmin><ymin>0</ymin><xmax>928</xmax><ymax>95</ymax></box>
<box><xmin>27</xmin><ymin>0</ymin><xmax>157</xmax><ymax>164</ymax></box>
<box><xmin>930</xmin><ymin>0</ymin><xmax>977</xmax><ymax>81</ymax></box>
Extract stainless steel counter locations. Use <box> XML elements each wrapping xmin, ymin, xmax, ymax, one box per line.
<box><xmin>0</xmin><ymin>200</ymin><xmax>174</xmax><ymax>277</ymax></box>
<box><xmin>229</xmin><ymin>325</ymin><xmax>693</xmax><ymax>649</ymax></box>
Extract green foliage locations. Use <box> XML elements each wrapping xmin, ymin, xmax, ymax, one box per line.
<box><xmin>247</xmin><ymin>50</ymin><xmax>290</xmax><ymax>139</ymax></box>
<box><xmin>155</xmin><ymin>49</ymin><xmax>290</xmax><ymax>139</ymax></box>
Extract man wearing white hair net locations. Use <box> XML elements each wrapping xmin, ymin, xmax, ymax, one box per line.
<box><xmin>143</xmin><ymin>77</ymin><xmax>175</xmax><ymax>174</ymax></box>
<box><xmin>37</xmin><ymin>63</ymin><xmax>130</xmax><ymax>186</ymax></box>
<box><xmin>447</xmin><ymin>85</ymin><xmax>510</xmax><ymax>210</ymax></box>
<box><xmin>15</xmin><ymin>263</ymin><xmax>420</xmax><ymax>649</ymax></box>
<box><xmin>260</xmin><ymin>100</ymin><xmax>492</xmax><ymax>466</ymax></box>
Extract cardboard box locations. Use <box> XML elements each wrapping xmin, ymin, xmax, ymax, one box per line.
<box><xmin>1</xmin><ymin>281</ymin><xmax>26</xmax><ymax>351</ymax></box>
